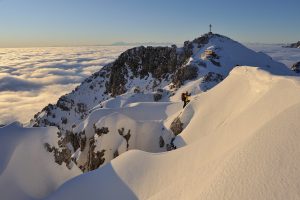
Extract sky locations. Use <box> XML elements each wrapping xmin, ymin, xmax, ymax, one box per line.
<box><xmin>0</xmin><ymin>0</ymin><xmax>299</xmax><ymax>47</ymax></box>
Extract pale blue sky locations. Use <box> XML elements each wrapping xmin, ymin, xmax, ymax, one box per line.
<box><xmin>0</xmin><ymin>0</ymin><xmax>299</xmax><ymax>47</ymax></box>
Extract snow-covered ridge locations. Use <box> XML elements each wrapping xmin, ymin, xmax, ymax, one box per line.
<box><xmin>46</xmin><ymin>66</ymin><xmax>300</xmax><ymax>200</ymax></box>
<box><xmin>1</xmin><ymin>31</ymin><xmax>299</xmax><ymax>199</ymax></box>
<box><xmin>29</xmin><ymin>33</ymin><xmax>293</xmax><ymax>173</ymax></box>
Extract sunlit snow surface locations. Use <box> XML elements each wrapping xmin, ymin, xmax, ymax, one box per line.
<box><xmin>46</xmin><ymin>66</ymin><xmax>300</xmax><ymax>200</ymax></box>
<box><xmin>1</xmin><ymin>39</ymin><xmax>300</xmax><ymax>200</ymax></box>
<box><xmin>0</xmin><ymin>46</ymin><xmax>129</xmax><ymax>124</ymax></box>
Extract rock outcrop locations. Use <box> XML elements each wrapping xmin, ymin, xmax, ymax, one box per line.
<box><xmin>291</xmin><ymin>62</ymin><xmax>300</xmax><ymax>73</ymax></box>
<box><xmin>170</xmin><ymin>117</ymin><xmax>184</xmax><ymax>135</ymax></box>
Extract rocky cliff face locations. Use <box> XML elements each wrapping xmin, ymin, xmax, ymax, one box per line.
<box><xmin>31</xmin><ymin>34</ymin><xmax>214</xmax><ymax>129</ymax></box>
<box><xmin>106</xmin><ymin>45</ymin><xmax>190</xmax><ymax>96</ymax></box>
<box><xmin>31</xmin><ymin>33</ymin><xmax>291</xmax><ymax>173</ymax></box>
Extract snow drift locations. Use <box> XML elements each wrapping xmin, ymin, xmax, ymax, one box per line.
<box><xmin>47</xmin><ymin>66</ymin><xmax>300</xmax><ymax>200</ymax></box>
<box><xmin>29</xmin><ymin>33</ymin><xmax>294</xmax><ymax>173</ymax></box>
<box><xmin>1</xmin><ymin>33</ymin><xmax>299</xmax><ymax>200</ymax></box>
<box><xmin>0</xmin><ymin>123</ymin><xmax>80</xmax><ymax>200</ymax></box>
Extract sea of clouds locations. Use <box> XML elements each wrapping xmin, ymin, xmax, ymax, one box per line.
<box><xmin>245</xmin><ymin>43</ymin><xmax>300</xmax><ymax>67</ymax></box>
<box><xmin>0</xmin><ymin>44</ymin><xmax>299</xmax><ymax>125</ymax></box>
<box><xmin>0</xmin><ymin>46</ymin><xmax>129</xmax><ymax>124</ymax></box>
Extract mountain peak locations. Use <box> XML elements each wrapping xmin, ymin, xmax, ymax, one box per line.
<box><xmin>29</xmin><ymin>33</ymin><xmax>293</xmax><ymax>172</ymax></box>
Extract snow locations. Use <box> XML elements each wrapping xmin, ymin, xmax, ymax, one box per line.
<box><xmin>72</xmin><ymin>101</ymin><xmax>181</xmax><ymax>167</ymax></box>
<box><xmin>0</xmin><ymin>123</ymin><xmax>81</xmax><ymax>200</ymax></box>
<box><xmin>1</xmin><ymin>34</ymin><xmax>300</xmax><ymax>200</ymax></box>
<box><xmin>47</xmin><ymin>66</ymin><xmax>300</xmax><ymax>200</ymax></box>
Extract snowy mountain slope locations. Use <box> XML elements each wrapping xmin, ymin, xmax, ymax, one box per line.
<box><xmin>46</xmin><ymin>66</ymin><xmax>300</xmax><ymax>200</ymax></box>
<box><xmin>31</xmin><ymin>33</ymin><xmax>292</xmax><ymax>131</ymax></box>
<box><xmin>0</xmin><ymin>123</ymin><xmax>80</xmax><ymax>200</ymax></box>
<box><xmin>176</xmin><ymin>66</ymin><xmax>300</xmax><ymax>146</ymax></box>
<box><xmin>29</xmin><ymin>33</ymin><xmax>294</xmax><ymax>173</ymax></box>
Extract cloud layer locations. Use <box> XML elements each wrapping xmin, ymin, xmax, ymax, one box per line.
<box><xmin>0</xmin><ymin>46</ymin><xmax>129</xmax><ymax>124</ymax></box>
<box><xmin>245</xmin><ymin>43</ymin><xmax>300</xmax><ymax>67</ymax></box>
<box><xmin>0</xmin><ymin>44</ymin><xmax>299</xmax><ymax>125</ymax></box>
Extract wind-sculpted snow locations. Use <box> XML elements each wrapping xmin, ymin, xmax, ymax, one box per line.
<box><xmin>1</xmin><ymin>34</ymin><xmax>298</xmax><ymax>200</ymax></box>
<box><xmin>0</xmin><ymin>123</ymin><xmax>80</xmax><ymax>200</ymax></box>
<box><xmin>29</xmin><ymin>33</ymin><xmax>294</xmax><ymax>174</ymax></box>
<box><xmin>0</xmin><ymin>46</ymin><xmax>129</xmax><ymax>124</ymax></box>
<box><xmin>47</xmin><ymin>66</ymin><xmax>300</xmax><ymax>200</ymax></box>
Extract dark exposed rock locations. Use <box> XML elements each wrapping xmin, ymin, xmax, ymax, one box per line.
<box><xmin>61</xmin><ymin>117</ymin><xmax>68</xmax><ymax>124</ymax></box>
<box><xmin>80</xmin><ymin>132</ymin><xmax>87</xmax><ymax>151</ymax></box>
<box><xmin>291</xmin><ymin>62</ymin><xmax>300</xmax><ymax>73</ymax></box>
<box><xmin>44</xmin><ymin>143</ymin><xmax>72</xmax><ymax>169</ymax></box>
<box><xmin>210</xmin><ymin>59</ymin><xmax>221</xmax><ymax>67</ymax></box>
<box><xmin>166</xmin><ymin>137</ymin><xmax>177</xmax><ymax>151</ymax></box>
<box><xmin>170</xmin><ymin>117</ymin><xmax>184</xmax><ymax>135</ymax></box>
<box><xmin>42</xmin><ymin>104</ymin><xmax>54</xmax><ymax>116</ymax></box>
<box><xmin>157</xmin><ymin>88</ymin><xmax>164</xmax><ymax>93</ymax></box>
<box><xmin>57</xmin><ymin>131</ymin><xmax>62</xmax><ymax>138</ymax></box>
<box><xmin>113</xmin><ymin>150</ymin><xmax>119</xmax><ymax>158</ymax></box>
<box><xmin>57</xmin><ymin>95</ymin><xmax>74</xmax><ymax>111</ymax></box>
<box><xmin>202</xmin><ymin>72</ymin><xmax>224</xmax><ymax>83</ymax></box>
<box><xmin>65</xmin><ymin>131</ymin><xmax>80</xmax><ymax>151</ymax></box>
<box><xmin>118</xmin><ymin>128</ymin><xmax>131</xmax><ymax>149</ymax></box>
<box><xmin>195</xmin><ymin>60</ymin><xmax>207</xmax><ymax>67</ymax></box>
<box><xmin>200</xmin><ymin>72</ymin><xmax>224</xmax><ymax>91</ymax></box>
<box><xmin>159</xmin><ymin>136</ymin><xmax>165</xmax><ymax>148</ymax></box>
<box><xmin>53</xmin><ymin>130</ymin><xmax>86</xmax><ymax>157</ymax></box>
<box><xmin>85</xmin><ymin>138</ymin><xmax>106</xmax><ymax>172</ymax></box>
<box><xmin>192</xmin><ymin>34</ymin><xmax>210</xmax><ymax>47</ymax></box>
<box><xmin>133</xmin><ymin>86</ymin><xmax>141</xmax><ymax>93</ymax></box>
<box><xmin>44</xmin><ymin>143</ymin><xmax>53</xmax><ymax>152</ymax></box>
<box><xmin>93</xmin><ymin>125</ymin><xmax>109</xmax><ymax>136</ymax></box>
<box><xmin>153</xmin><ymin>93</ymin><xmax>162</xmax><ymax>102</ymax></box>
<box><xmin>77</xmin><ymin>103</ymin><xmax>87</xmax><ymax>113</ymax></box>
<box><xmin>153</xmin><ymin>89</ymin><xmax>164</xmax><ymax>102</ymax></box>
<box><xmin>105</xmin><ymin>39</ymin><xmax>199</xmax><ymax>96</ymax></box>
<box><xmin>172</xmin><ymin>64</ymin><xmax>198</xmax><ymax>87</ymax></box>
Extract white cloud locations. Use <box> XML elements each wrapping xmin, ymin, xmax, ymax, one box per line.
<box><xmin>0</xmin><ymin>76</ymin><xmax>43</xmax><ymax>91</ymax></box>
<box><xmin>0</xmin><ymin>46</ymin><xmax>129</xmax><ymax>124</ymax></box>
<box><xmin>245</xmin><ymin>43</ymin><xmax>300</xmax><ymax>67</ymax></box>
